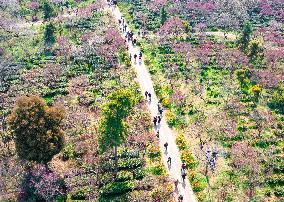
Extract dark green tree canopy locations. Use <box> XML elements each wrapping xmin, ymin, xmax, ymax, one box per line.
<box><xmin>238</xmin><ymin>21</ymin><xmax>253</xmax><ymax>51</ymax></box>
<box><xmin>43</xmin><ymin>1</ymin><xmax>55</xmax><ymax>21</ymax></box>
<box><xmin>44</xmin><ymin>23</ymin><xmax>56</xmax><ymax>47</ymax></box>
<box><xmin>7</xmin><ymin>95</ymin><xmax>65</xmax><ymax>163</ymax></box>
<box><xmin>160</xmin><ymin>6</ymin><xmax>167</xmax><ymax>25</ymax></box>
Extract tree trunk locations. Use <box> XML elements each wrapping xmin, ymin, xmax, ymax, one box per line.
<box><xmin>114</xmin><ymin>145</ymin><xmax>118</xmax><ymax>178</ymax></box>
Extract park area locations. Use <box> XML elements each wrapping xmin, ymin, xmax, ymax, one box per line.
<box><xmin>0</xmin><ymin>0</ymin><xmax>283</xmax><ymax>202</ymax></box>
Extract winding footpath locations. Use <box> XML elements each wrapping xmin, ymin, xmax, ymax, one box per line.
<box><xmin>107</xmin><ymin>4</ymin><xmax>197</xmax><ymax>202</ymax></box>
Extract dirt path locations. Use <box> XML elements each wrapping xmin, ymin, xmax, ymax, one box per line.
<box><xmin>205</xmin><ymin>31</ymin><xmax>237</xmax><ymax>40</ymax></box>
<box><xmin>108</xmin><ymin>4</ymin><xmax>197</xmax><ymax>202</ymax></box>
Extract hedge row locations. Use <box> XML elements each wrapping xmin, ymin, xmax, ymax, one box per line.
<box><xmin>176</xmin><ymin>134</ymin><xmax>206</xmax><ymax>193</ymax></box>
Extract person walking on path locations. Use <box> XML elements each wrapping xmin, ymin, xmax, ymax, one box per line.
<box><xmin>133</xmin><ymin>54</ymin><xmax>137</xmax><ymax>62</ymax></box>
<box><xmin>181</xmin><ymin>163</ymin><xmax>186</xmax><ymax>171</ymax></box>
<box><xmin>178</xmin><ymin>195</ymin><xmax>184</xmax><ymax>202</ymax></box>
<box><xmin>181</xmin><ymin>169</ymin><xmax>186</xmax><ymax>182</ymax></box>
<box><xmin>167</xmin><ymin>156</ymin><xmax>171</xmax><ymax>167</ymax></box>
<box><xmin>145</xmin><ymin>91</ymin><xmax>148</xmax><ymax>99</ymax></box>
<box><xmin>129</xmin><ymin>31</ymin><xmax>133</xmax><ymax>38</ymax></box>
<box><xmin>132</xmin><ymin>38</ymin><xmax>137</xmax><ymax>46</ymax></box>
<box><xmin>174</xmin><ymin>179</ymin><xmax>179</xmax><ymax>189</ymax></box>
<box><xmin>153</xmin><ymin>117</ymin><xmax>157</xmax><ymax>126</ymax></box>
<box><xmin>159</xmin><ymin>108</ymin><xmax>164</xmax><ymax>116</ymax></box>
<box><xmin>157</xmin><ymin>115</ymin><xmax>161</xmax><ymax>125</ymax></box>
<box><xmin>156</xmin><ymin>130</ymin><xmax>159</xmax><ymax>138</ymax></box>
<box><xmin>148</xmin><ymin>93</ymin><xmax>151</xmax><ymax>102</ymax></box>
<box><xmin>164</xmin><ymin>142</ymin><xmax>168</xmax><ymax>152</ymax></box>
<box><xmin>139</xmin><ymin>51</ymin><xmax>142</xmax><ymax>60</ymax></box>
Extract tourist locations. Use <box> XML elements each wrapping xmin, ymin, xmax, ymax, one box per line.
<box><xmin>156</xmin><ymin>130</ymin><xmax>159</xmax><ymax>138</ymax></box>
<box><xmin>178</xmin><ymin>195</ymin><xmax>183</xmax><ymax>202</ymax></box>
<box><xmin>132</xmin><ymin>38</ymin><xmax>137</xmax><ymax>46</ymax></box>
<box><xmin>157</xmin><ymin>103</ymin><xmax>161</xmax><ymax>110</ymax></box>
<box><xmin>153</xmin><ymin>117</ymin><xmax>157</xmax><ymax>126</ymax></box>
<box><xmin>167</xmin><ymin>156</ymin><xmax>171</xmax><ymax>166</ymax></box>
<box><xmin>181</xmin><ymin>170</ymin><xmax>186</xmax><ymax>182</ymax></box>
<box><xmin>145</xmin><ymin>91</ymin><xmax>148</xmax><ymax>99</ymax></box>
<box><xmin>174</xmin><ymin>179</ymin><xmax>179</xmax><ymax>189</ymax></box>
<box><xmin>157</xmin><ymin>116</ymin><xmax>161</xmax><ymax>124</ymax></box>
<box><xmin>148</xmin><ymin>93</ymin><xmax>151</xmax><ymax>102</ymax></box>
<box><xmin>164</xmin><ymin>142</ymin><xmax>168</xmax><ymax>151</ymax></box>
<box><xmin>181</xmin><ymin>163</ymin><xmax>186</xmax><ymax>171</ymax></box>
<box><xmin>159</xmin><ymin>108</ymin><xmax>163</xmax><ymax>116</ymax></box>
<box><xmin>134</xmin><ymin>54</ymin><xmax>137</xmax><ymax>62</ymax></box>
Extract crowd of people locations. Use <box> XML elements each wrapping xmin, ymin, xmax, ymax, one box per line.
<box><xmin>109</xmin><ymin>1</ymin><xmax>187</xmax><ymax>200</ymax></box>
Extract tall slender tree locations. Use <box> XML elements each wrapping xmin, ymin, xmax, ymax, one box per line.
<box><xmin>238</xmin><ymin>21</ymin><xmax>253</xmax><ymax>51</ymax></box>
<box><xmin>98</xmin><ymin>89</ymin><xmax>135</xmax><ymax>177</ymax></box>
<box><xmin>160</xmin><ymin>6</ymin><xmax>167</xmax><ymax>25</ymax></box>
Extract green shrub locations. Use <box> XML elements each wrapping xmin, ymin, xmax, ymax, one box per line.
<box><xmin>191</xmin><ymin>173</ymin><xmax>207</xmax><ymax>192</ymax></box>
<box><xmin>99</xmin><ymin>172</ymin><xmax>113</xmax><ymax>186</ymax></box>
<box><xmin>181</xmin><ymin>150</ymin><xmax>197</xmax><ymax>169</ymax></box>
<box><xmin>274</xmin><ymin>186</ymin><xmax>284</xmax><ymax>197</ymax></box>
<box><xmin>118</xmin><ymin>158</ymin><xmax>143</xmax><ymax>170</ymax></box>
<box><xmin>133</xmin><ymin>168</ymin><xmax>145</xmax><ymax>180</ymax></box>
<box><xmin>116</xmin><ymin>171</ymin><xmax>133</xmax><ymax>182</ymax></box>
<box><xmin>249</xmin><ymin>84</ymin><xmax>262</xmax><ymax>104</ymax></box>
<box><xmin>70</xmin><ymin>187</ymin><xmax>90</xmax><ymax>200</ymax></box>
<box><xmin>235</xmin><ymin>67</ymin><xmax>251</xmax><ymax>89</ymax></box>
<box><xmin>147</xmin><ymin>144</ymin><xmax>161</xmax><ymax>159</ymax></box>
<box><xmin>62</xmin><ymin>143</ymin><xmax>76</xmax><ymax>160</ymax></box>
<box><xmin>265</xmin><ymin>174</ymin><xmax>284</xmax><ymax>187</ymax></box>
<box><xmin>147</xmin><ymin>162</ymin><xmax>165</xmax><ymax>176</ymax></box>
<box><xmin>118</xmin><ymin>148</ymin><xmax>139</xmax><ymax>158</ymax></box>
<box><xmin>176</xmin><ymin>134</ymin><xmax>188</xmax><ymax>150</ymax></box>
<box><xmin>161</xmin><ymin>97</ymin><xmax>171</xmax><ymax>108</ymax></box>
<box><xmin>166</xmin><ymin>110</ymin><xmax>178</xmax><ymax>128</ymax></box>
<box><xmin>270</xmin><ymin>85</ymin><xmax>284</xmax><ymax>114</ymax></box>
<box><xmin>100</xmin><ymin>181</ymin><xmax>134</xmax><ymax>196</ymax></box>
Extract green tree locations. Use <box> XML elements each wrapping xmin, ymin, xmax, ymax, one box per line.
<box><xmin>7</xmin><ymin>95</ymin><xmax>65</xmax><ymax>164</ymax></box>
<box><xmin>238</xmin><ymin>21</ymin><xmax>252</xmax><ymax>51</ymax></box>
<box><xmin>270</xmin><ymin>84</ymin><xmax>284</xmax><ymax>113</ymax></box>
<box><xmin>44</xmin><ymin>23</ymin><xmax>56</xmax><ymax>51</ymax></box>
<box><xmin>98</xmin><ymin>89</ymin><xmax>135</xmax><ymax>177</ymax></box>
<box><xmin>43</xmin><ymin>1</ymin><xmax>55</xmax><ymax>21</ymax></box>
<box><xmin>249</xmin><ymin>84</ymin><xmax>262</xmax><ymax>106</ymax></box>
<box><xmin>160</xmin><ymin>6</ymin><xmax>167</xmax><ymax>25</ymax></box>
<box><xmin>235</xmin><ymin>66</ymin><xmax>251</xmax><ymax>89</ymax></box>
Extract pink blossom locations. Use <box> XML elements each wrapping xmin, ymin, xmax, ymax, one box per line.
<box><xmin>28</xmin><ymin>1</ymin><xmax>40</xmax><ymax>10</ymax></box>
<box><xmin>159</xmin><ymin>17</ymin><xmax>185</xmax><ymax>36</ymax></box>
<box><xmin>278</xmin><ymin>9</ymin><xmax>284</xmax><ymax>21</ymax></box>
<box><xmin>260</xmin><ymin>4</ymin><xmax>273</xmax><ymax>16</ymax></box>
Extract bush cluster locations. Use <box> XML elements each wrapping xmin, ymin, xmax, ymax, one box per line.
<box><xmin>176</xmin><ymin>134</ymin><xmax>206</xmax><ymax>193</ymax></box>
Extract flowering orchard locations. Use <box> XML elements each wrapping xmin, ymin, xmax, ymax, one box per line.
<box><xmin>0</xmin><ymin>0</ymin><xmax>173</xmax><ymax>201</ymax></box>
<box><xmin>118</xmin><ymin>0</ymin><xmax>284</xmax><ymax>201</ymax></box>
